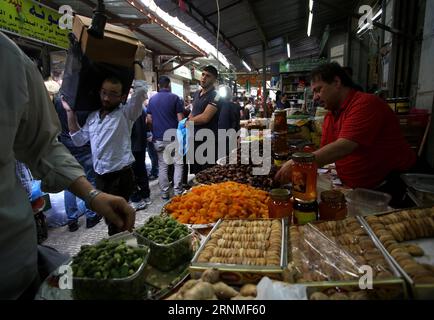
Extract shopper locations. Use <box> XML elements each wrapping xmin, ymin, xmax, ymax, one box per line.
<box><xmin>188</xmin><ymin>65</ymin><xmax>221</xmax><ymax>173</ymax></box>
<box><xmin>275</xmin><ymin>92</ymin><xmax>289</xmax><ymax>109</ymax></box>
<box><xmin>218</xmin><ymin>86</ymin><xmax>241</xmax><ymax>158</ymax></box>
<box><xmin>275</xmin><ymin>62</ymin><xmax>416</xmax><ymax>206</ymax></box>
<box><xmin>63</xmin><ymin>45</ymin><xmax>148</xmax><ymax>235</ymax></box>
<box><xmin>130</xmin><ymin>109</ymin><xmax>151</xmax><ymax>209</ymax></box>
<box><xmin>53</xmin><ymin>94</ymin><xmax>101</xmax><ymax>232</ymax></box>
<box><xmin>0</xmin><ymin>32</ymin><xmax>135</xmax><ymax>299</ymax></box>
<box><xmin>147</xmin><ymin>76</ymin><xmax>184</xmax><ymax>200</ymax></box>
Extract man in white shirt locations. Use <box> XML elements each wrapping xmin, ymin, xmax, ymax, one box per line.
<box><xmin>0</xmin><ymin>31</ymin><xmax>135</xmax><ymax>299</ymax></box>
<box><xmin>63</xmin><ymin>46</ymin><xmax>148</xmax><ymax>235</ymax></box>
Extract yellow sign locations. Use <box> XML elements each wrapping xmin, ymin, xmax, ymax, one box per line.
<box><xmin>0</xmin><ymin>0</ymin><xmax>68</xmax><ymax>48</ymax></box>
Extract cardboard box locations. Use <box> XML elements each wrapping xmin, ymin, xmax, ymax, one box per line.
<box><xmin>72</xmin><ymin>15</ymin><xmax>139</xmax><ymax>67</ymax></box>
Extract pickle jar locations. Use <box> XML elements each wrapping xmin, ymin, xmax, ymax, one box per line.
<box><xmin>319</xmin><ymin>190</ymin><xmax>348</xmax><ymax>221</ymax></box>
<box><xmin>293</xmin><ymin>199</ymin><xmax>318</xmax><ymax>225</ymax></box>
<box><xmin>268</xmin><ymin>189</ymin><xmax>293</xmax><ymax>219</ymax></box>
<box><xmin>291</xmin><ymin>152</ymin><xmax>317</xmax><ymax>202</ymax></box>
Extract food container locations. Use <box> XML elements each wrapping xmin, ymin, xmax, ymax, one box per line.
<box><xmin>286</xmin><ymin>217</ymin><xmax>407</xmax><ymax>299</ymax></box>
<box><xmin>72</xmin><ymin>232</ymin><xmax>150</xmax><ymax>300</ymax></box>
<box><xmin>190</xmin><ymin>218</ymin><xmax>288</xmax><ymax>285</ymax></box>
<box><xmin>401</xmin><ymin>174</ymin><xmax>434</xmax><ymax>206</ymax></box>
<box><xmin>135</xmin><ymin>227</ymin><xmax>195</xmax><ymax>272</ymax></box>
<box><xmin>345</xmin><ymin>188</ymin><xmax>391</xmax><ymax>216</ymax></box>
<box><xmin>361</xmin><ymin>207</ymin><xmax>434</xmax><ymax>299</ymax></box>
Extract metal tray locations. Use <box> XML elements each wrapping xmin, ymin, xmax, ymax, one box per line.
<box><xmin>360</xmin><ymin>207</ymin><xmax>434</xmax><ymax>299</ymax></box>
<box><xmin>190</xmin><ymin>218</ymin><xmax>288</xmax><ymax>285</ymax></box>
<box><xmin>286</xmin><ymin>218</ymin><xmax>407</xmax><ymax>299</ymax></box>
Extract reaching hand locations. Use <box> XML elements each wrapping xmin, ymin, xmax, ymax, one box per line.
<box><xmin>274</xmin><ymin>159</ymin><xmax>294</xmax><ymax>186</ymax></box>
<box><xmin>90</xmin><ymin>192</ymin><xmax>136</xmax><ymax>232</ymax></box>
<box><xmin>135</xmin><ymin>42</ymin><xmax>146</xmax><ymax>62</ymax></box>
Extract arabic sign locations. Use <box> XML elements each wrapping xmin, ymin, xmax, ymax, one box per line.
<box><xmin>0</xmin><ymin>0</ymin><xmax>68</xmax><ymax>49</ymax></box>
<box><xmin>279</xmin><ymin>57</ymin><xmax>327</xmax><ymax>73</ymax></box>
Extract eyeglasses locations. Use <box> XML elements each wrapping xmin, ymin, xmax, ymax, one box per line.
<box><xmin>100</xmin><ymin>89</ymin><xmax>122</xmax><ymax>99</ymax></box>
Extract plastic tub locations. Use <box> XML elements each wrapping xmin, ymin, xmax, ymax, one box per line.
<box><xmin>345</xmin><ymin>188</ymin><xmax>392</xmax><ymax>216</ymax></box>
<box><xmin>135</xmin><ymin>227</ymin><xmax>194</xmax><ymax>272</ymax></box>
<box><xmin>72</xmin><ymin>234</ymin><xmax>150</xmax><ymax>300</ymax></box>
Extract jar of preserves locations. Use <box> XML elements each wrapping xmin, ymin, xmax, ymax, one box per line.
<box><xmin>272</xmin><ymin>133</ymin><xmax>289</xmax><ymax>168</ymax></box>
<box><xmin>273</xmin><ymin>110</ymin><xmax>287</xmax><ymax>133</ymax></box>
<box><xmin>319</xmin><ymin>190</ymin><xmax>348</xmax><ymax>221</ymax></box>
<box><xmin>268</xmin><ymin>189</ymin><xmax>293</xmax><ymax>219</ymax></box>
<box><xmin>293</xmin><ymin>199</ymin><xmax>318</xmax><ymax>225</ymax></box>
<box><xmin>291</xmin><ymin>152</ymin><xmax>317</xmax><ymax>202</ymax></box>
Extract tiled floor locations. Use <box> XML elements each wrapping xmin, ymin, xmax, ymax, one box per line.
<box><xmin>42</xmin><ymin>179</ymin><xmax>169</xmax><ymax>257</ymax></box>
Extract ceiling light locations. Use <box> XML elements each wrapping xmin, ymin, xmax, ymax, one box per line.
<box><xmin>242</xmin><ymin>60</ymin><xmax>251</xmax><ymax>72</ymax></box>
<box><xmin>307</xmin><ymin>0</ymin><xmax>314</xmax><ymax>37</ymax></box>
<box><xmin>286</xmin><ymin>42</ymin><xmax>291</xmax><ymax>58</ymax></box>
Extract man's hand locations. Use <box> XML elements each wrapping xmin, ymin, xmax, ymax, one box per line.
<box><xmin>91</xmin><ymin>193</ymin><xmax>136</xmax><ymax>232</ymax></box>
<box><xmin>135</xmin><ymin>42</ymin><xmax>146</xmax><ymax>61</ymax></box>
<box><xmin>274</xmin><ymin>159</ymin><xmax>294</xmax><ymax>185</ymax></box>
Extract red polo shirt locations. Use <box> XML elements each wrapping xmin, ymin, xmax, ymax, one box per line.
<box><xmin>321</xmin><ymin>90</ymin><xmax>416</xmax><ymax>188</ymax></box>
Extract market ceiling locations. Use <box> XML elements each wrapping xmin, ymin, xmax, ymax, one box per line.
<box><xmin>155</xmin><ymin>0</ymin><xmax>365</xmax><ymax>71</ymax></box>
<box><xmin>40</xmin><ymin>0</ymin><xmax>207</xmax><ymax>58</ymax></box>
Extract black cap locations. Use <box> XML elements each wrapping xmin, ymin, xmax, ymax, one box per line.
<box><xmin>203</xmin><ymin>65</ymin><xmax>218</xmax><ymax>78</ymax></box>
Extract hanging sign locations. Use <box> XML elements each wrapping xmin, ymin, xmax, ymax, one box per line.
<box><xmin>0</xmin><ymin>0</ymin><xmax>69</xmax><ymax>49</ymax></box>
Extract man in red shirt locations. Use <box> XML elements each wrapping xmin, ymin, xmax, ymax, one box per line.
<box><xmin>275</xmin><ymin>63</ymin><xmax>416</xmax><ymax>205</ymax></box>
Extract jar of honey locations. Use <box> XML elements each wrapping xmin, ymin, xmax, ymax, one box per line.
<box><xmin>272</xmin><ymin>133</ymin><xmax>289</xmax><ymax>168</ymax></box>
<box><xmin>319</xmin><ymin>190</ymin><xmax>347</xmax><ymax>221</ymax></box>
<box><xmin>291</xmin><ymin>152</ymin><xmax>317</xmax><ymax>202</ymax></box>
<box><xmin>268</xmin><ymin>189</ymin><xmax>293</xmax><ymax>219</ymax></box>
<box><xmin>273</xmin><ymin>110</ymin><xmax>287</xmax><ymax>133</ymax></box>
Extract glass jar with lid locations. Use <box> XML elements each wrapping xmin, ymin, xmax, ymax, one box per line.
<box><xmin>293</xmin><ymin>199</ymin><xmax>318</xmax><ymax>225</ymax></box>
<box><xmin>268</xmin><ymin>189</ymin><xmax>293</xmax><ymax>219</ymax></box>
<box><xmin>319</xmin><ymin>190</ymin><xmax>348</xmax><ymax>221</ymax></box>
<box><xmin>273</xmin><ymin>110</ymin><xmax>287</xmax><ymax>133</ymax></box>
<box><xmin>272</xmin><ymin>133</ymin><xmax>289</xmax><ymax>168</ymax></box>
<box><xmin>291</xmin><ymin>152</ymin><xmax>317</xmax><ymax>202</ymax></box>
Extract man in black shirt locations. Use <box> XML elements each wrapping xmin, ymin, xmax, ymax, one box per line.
<box><xmin>188</xmin><ymin>65</ymin><xmax>220</xmax><ymax>174</ymax></box>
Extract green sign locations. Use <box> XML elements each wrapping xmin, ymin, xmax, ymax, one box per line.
<box><xmin>0</xmin><ymin>0</ymin><xmax>68</xmax><ymax>49</ymax></box>
<box><xmin>279</xmin><ymin>57</ymin><xmax>327</xmax><ymax>73</ymax></box>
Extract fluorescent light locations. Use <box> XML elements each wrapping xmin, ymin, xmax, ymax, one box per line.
<box><xmin>286</xmin><ymin>42</ymin><xmax>291</xmax><ymax>58</ymax></box>
<box><xmin>307</xmin><ymin>0</ymin><xmax>314</xmax><ymax>37</ymax></box>
<box><xmin>373</xmin><ymin>9</ymin><xmax>382</xmax><ymax>20</ymax></box>
<box><xmin>357</xmin><ymin>9</ymin><xmax>382</xmax><ymax>34</ymax></box>
<box><xmin>242</xmin><ymin>60</ymin><xmax>252</xmax><ymax>72</ymax></box>
<box><xmin>192</xmin><ymin>60</ymin><xmax>200</xmax><ymax>65</ymax></box>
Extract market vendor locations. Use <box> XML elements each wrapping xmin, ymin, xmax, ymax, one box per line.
<box><xmin>275</xmin><ymin>62</ymin><xmax>417</xmax><ymax>206</ymax></box>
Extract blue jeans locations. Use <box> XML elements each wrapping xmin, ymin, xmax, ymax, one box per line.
<box><xmin>147</xmin><ymin>141</ymin><xmax>159</xmax><ymax>177</ymax></box>
<box><xmin>65</xmin><ymin>148</ymin><xmax>97</xmax><ymax>222</ymax></box>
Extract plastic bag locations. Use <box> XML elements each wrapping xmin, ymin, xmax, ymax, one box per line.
<box><xmin>256</xmin><ymin>277</ymin><xmax>307</xmax><ymax>300</ymax></box>
<box><xmin>288</xmin><ymin>218</ymin><xmax>393</xmax><ymax>283</ymax></box>
<box><xmin>176</xmin><ymin>118</ymin><xmax>189</xmax><ymax>156</ymax></box>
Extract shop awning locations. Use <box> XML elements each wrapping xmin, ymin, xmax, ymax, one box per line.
<box><xmin>40</xmin><ymin>0</ymin><xmax>206</xmax><ymax>58</ymax></box>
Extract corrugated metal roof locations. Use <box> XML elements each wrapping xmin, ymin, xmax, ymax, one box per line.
<box><xmin>45</xmin><ymin>0</ymin><xmax>206</xmax><ymax>57</ymax></box>
<box><xmin>155</xmin><ymin>0</ymin><xmax>361</xmax><ymax>70</ymax></box>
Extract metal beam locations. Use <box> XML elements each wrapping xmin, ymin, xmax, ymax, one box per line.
<box><xmin>160</xmin><ymin>57</ymin><xmax>196</xmax><ymax>73</ymax></box>
<box><xmin>243</xmin><ymin>0</ymin><xmax>268</xmax><ymax>46</ymax></box>
<box><xmin>205</xmin><ymin>0</ymin><xmax>243</xmax><ymax>17</ymax></box>
<box><xmin>77</xmin><ymin>0</ymin><xmax>117</xmax><ymax>19</ymax></box>
<box><xmin>156</xmin><ymin>53</ymin><xmax>202</xmax><ymax>57</ymax></box>
<box><xmin>171</xmin><ymin>0</ymin><xmax>241</xmax><ymax>56</ymax></box>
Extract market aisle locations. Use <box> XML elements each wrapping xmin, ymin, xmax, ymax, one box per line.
<box><xmin>43</xmin><ymin>179</ymin><xmax>165</xmax><ymax>257</ymax></box>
